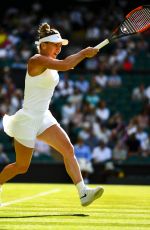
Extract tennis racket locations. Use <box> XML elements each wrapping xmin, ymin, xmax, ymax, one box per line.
<box><xmin>94</xmin><ymin>5</ymin><xmax>150</xmax><ymax>50</ymax></box>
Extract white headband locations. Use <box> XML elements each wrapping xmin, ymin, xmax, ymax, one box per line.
<box><xmin>35</xmin><ymin>33</ymin><xmax>68</xmax><ymax>46</ymax></box>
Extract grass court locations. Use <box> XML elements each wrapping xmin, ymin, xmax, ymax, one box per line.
<box><xmin>0</xmin><ymin>183</ymin><xmax>150</xmax><ymax>230</ymax></box>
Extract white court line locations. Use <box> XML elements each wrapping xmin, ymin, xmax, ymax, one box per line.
<box><xmin>1</xmin><ymin>188</ymin><xmax>60</xmax><ymax>208</ymax></box>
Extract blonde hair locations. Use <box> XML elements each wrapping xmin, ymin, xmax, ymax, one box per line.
<box><xmin>36</xmin><ymin>22</ymin><xmax>60</xmax><ymax>53</ymax></box>
<box><xmin>37</xmin><ymin>22</ymin><xmax>58</xmax><ymax>39</ymax></box>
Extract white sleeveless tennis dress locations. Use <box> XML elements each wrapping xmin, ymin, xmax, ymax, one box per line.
<box><xmin>3</xmin><ymin>68</ymin><xmax>59</xmax><ymax>148</ymax></box>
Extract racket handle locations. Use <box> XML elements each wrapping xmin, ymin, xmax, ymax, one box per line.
<box><xmin>94</xmin><ymin>39</ymin><xmax>109</xmax><ymax>50</ymax></box>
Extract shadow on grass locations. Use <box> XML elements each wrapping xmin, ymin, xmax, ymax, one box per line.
<box><xmin>0</xmin><ymin>214</ymin><xmax>89</xmax><ymax>218</ymax></box>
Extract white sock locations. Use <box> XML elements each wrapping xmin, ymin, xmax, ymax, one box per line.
<box><xmin>76</xmin><ymin>180</ymin><xmax>86</xmax><ymax>197</ymax></box>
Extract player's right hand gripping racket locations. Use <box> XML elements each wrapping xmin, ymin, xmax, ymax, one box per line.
<box><xmin>94</xmin><ymin>5</ymin><xmax>150</xmax><ymax>50</ymax></box>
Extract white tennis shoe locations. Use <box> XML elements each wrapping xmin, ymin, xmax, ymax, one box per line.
<box><xmin>80</xmin><ymin>186</ymin><xmax>104</xmax><ymax>207</ymax></box>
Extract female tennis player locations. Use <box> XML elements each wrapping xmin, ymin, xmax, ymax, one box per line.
<box><xmin>1</xmin><ymin>22</ymin><xmax>104</xmax><ymax>206</ymax></box>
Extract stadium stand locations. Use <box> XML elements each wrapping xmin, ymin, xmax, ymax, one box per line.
<box><xmin>0</xmin><ymin>0</ymin><xmax>150</xmax><ymax>184</ymax></box>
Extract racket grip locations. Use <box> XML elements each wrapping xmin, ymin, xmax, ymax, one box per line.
<box><xmin>94</xmin><ymin>39</ymin><xmax>109</xmax><ymax>50</ymax></box>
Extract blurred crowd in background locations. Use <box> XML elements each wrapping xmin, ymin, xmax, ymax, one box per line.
<box><xmin>0</xmin><ymin>0</ymin><xmax>150</xmax><ymax>183</ymax></box>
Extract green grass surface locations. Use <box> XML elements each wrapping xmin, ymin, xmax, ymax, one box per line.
<box><xmin>0</xmin><ymin>183</ymin><xmax>150</xmax><ymax>230</ymax></box>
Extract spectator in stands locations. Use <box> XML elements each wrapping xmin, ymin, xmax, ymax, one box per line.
<box><xmin>0</xmin><ymin>143</ymin><xmax>10</xmax><ymax>164</ymax></box>
<box><xmin>74</xmin><ymin>137</ymin><xmax>94</xmax><ymax>184</ymax></box>
<box><xmin>58</xmin><ymin>73</ymin><xmax>74</xmax><ymax>91</ymax></box>
<box><xmin>144</xmin><ymin>86</ymin><xmax>150</xmax><ymax>103</ymax></box>
<box><xmin>112</xmin><ymin>140</ymin><xmax>127</xmax><ymax>163</ymax></box>
<box><xmin>107</xmin><ymin>68</ymin><xmax>122</xmax><ymax>88</ymax></box>
<box><xmin>61</xmin><ymin>100</ymin><xmax>76</xmax><ymax>132</ymax></box>
<box><xmin>92</xmin><ymin>140</ymin><xmax>112</xmax><ymax>164</ymax></box>
<box><xmin>108</xmin><ymin>112</ymin><xmax>126</xmax><ymax>143</ymax></box>
<box><xmin>84</xmin><ymin>87</ymin><xmax>100</xmax><ymax>108</ymax></box>
<box><xmin>34</xmin><ymin>139</ymin><xmax>51</xmax><ymax>157</ymax></box>
<box><xmin>75</xmin><ymin>75</ymin><xmax>90</xmax><ymax>93</ymax></box>
<box><xmin>69</xmin><ymin>7</ymin><xmax>84</xmax><ymax>30</ymax></box>
<box><xmin>125</xmin><ymin>127</ymin><xmax>141</xmax><ymax>158</ymax></box>
<box><xmin>90</xmin><ymin>77</ymin><xmax>103</xmax><ymax>94</ymax></box>
<box><xmin>85</xmin><ymin>22</ymin><xmax>101</xmax><ymax>41</ymax></box>
<box><xmin>70</xmin><ymin>106</ymin><xmax>83</xmax><ymax>128</ymax></box>
<box><xmin>58</xmin><ymin>80</ymin><xmax>74</xmax><ymax>99</ymax></box>
<box><xmin>67</xmin><ymin>87</ymin><xmax>83</xmax><ymax>110</ymax></box>
<box><xmin>1</xmin><ymin>22</ymin><xmax>104</xmax><ymax>206</ymax></box>
<box><xmin>84</xmin><ymin>57</ymin><xmax>99</xmax><ymax>71</ymax></box>
<box><xmin>92</xmin><ymin>140</ymin><xmax>114</xmax><ymax>179</ymax></box>
<box><xmin>108</xmin><ymin>48</ymin><xmax>127</xmax><ymax>70</ymax></box>
<box><xmin>136</xmin><ymin>38</ymin><xmax>149</xmax><ymax>55</ymax></box>
<box><xmin>84</xmin><ymin>129</ymin><xmax>99</xmax><ymax>152</ymax></box>
<box><xmin>78</xmin><ymin>121</ymin><xmax>91</xmax><ymax>141</ymax></box>
<box><xmin>95</xmin><ymin>100</ymin><xmax>110</xmax><ymax>124</ymax></box>
<box><xmin>0</xmin><ymin>27</ymin><xmax>12</xmax><ymax>62</ymax></box>
<box><xmin>94</xmin><ymin>70</ymin><xmax>108</xmax><ymax>89</ymax></box>
<box><xmin>137</xmin><ymin>109</ymin><xmax>150</xmax><ymax>130</ymax></box>
<box><xmin>131</xmin><ymin>83</ymin><xmax>147</xmax><ymax>102</ymax></box>
<box><xmin>82</xmin><ymin>101</ymin><xmax>96</xmax><ymax>123</ymax></box>
<box><xmin>122</xmin><ymin>56</ymin><xmax>133</xmax><ymax>72</ymax></box>
<box><xmin>96</xmin><ymin>123</ymin><xmax>111</xmax><ymax>144</ymax></box>
<box><xmin>135</xmin><ymin>126</ymin><xmax>149</xmax><ymax>154</ymax></box>
<box><xmin>9</xmin><ymin>89</ymin><xmax>23</xmax><ymax>115</ymax></box>
<box><xmin>56</xmin><ymin>73</ymin><xmax>74</xmax><ymax>99</ymax></box>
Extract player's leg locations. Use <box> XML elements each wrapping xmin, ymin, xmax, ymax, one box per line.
<box><xmin>0</xmin><ymin>139</ymin><xmax>33</xmax><ymax>185</ymax></box>
<box><xmin>37</xmin><ymin>124</ymin><xmax>83</xmax><ymax>185</ymax></box>
<box><xmin>37</xmin><ymin>124</ymin><xmax>104</xmax><ymax>206</ymax></box>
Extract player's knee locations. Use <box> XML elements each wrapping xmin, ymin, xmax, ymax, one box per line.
<box><xmin>16</xmin><ymin>164</ymin><xmax>29</xmax><ymax>174</ymax></box>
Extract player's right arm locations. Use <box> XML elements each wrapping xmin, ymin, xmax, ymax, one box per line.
<box><xmin>28</xmin><ymin>47</ymin><xmax>99</xmax><ymax>75</ymax></box>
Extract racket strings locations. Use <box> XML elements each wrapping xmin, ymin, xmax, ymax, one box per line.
<box><xmin>121</xmin><ymin>20</ymin><xmax>136</xmax><ymax>34</ymax></box>
<box><xmin>120</xmin><ymin>8</ymin><xmax>150</xmax><ymax>34</ymax></box>
<box><xmin>127</xmin><ymin>8</ymin><xmax>150</xmax><ymax>32</ymax></box>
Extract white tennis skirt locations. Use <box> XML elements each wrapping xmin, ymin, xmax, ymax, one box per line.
<box><xmin>3</xmin><ymin>109</ymin><xmax>58</xmax><ymax>148</ymax></box>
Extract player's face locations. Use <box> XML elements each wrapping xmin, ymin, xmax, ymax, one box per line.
<box><xmin>43</xmin><ymin>42</ymin><xmax>62</xmax><ymax>58</ymax></box>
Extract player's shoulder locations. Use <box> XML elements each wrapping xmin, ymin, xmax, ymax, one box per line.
<box><xmin>28</xmin><ymin>54</ymin><xmax>42</xmax><ymax>64</ymax></box>
<box><xmin>30</xmin><ymin>54</ymin><xmax>41</xmax><ymax>60</ymax></box>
